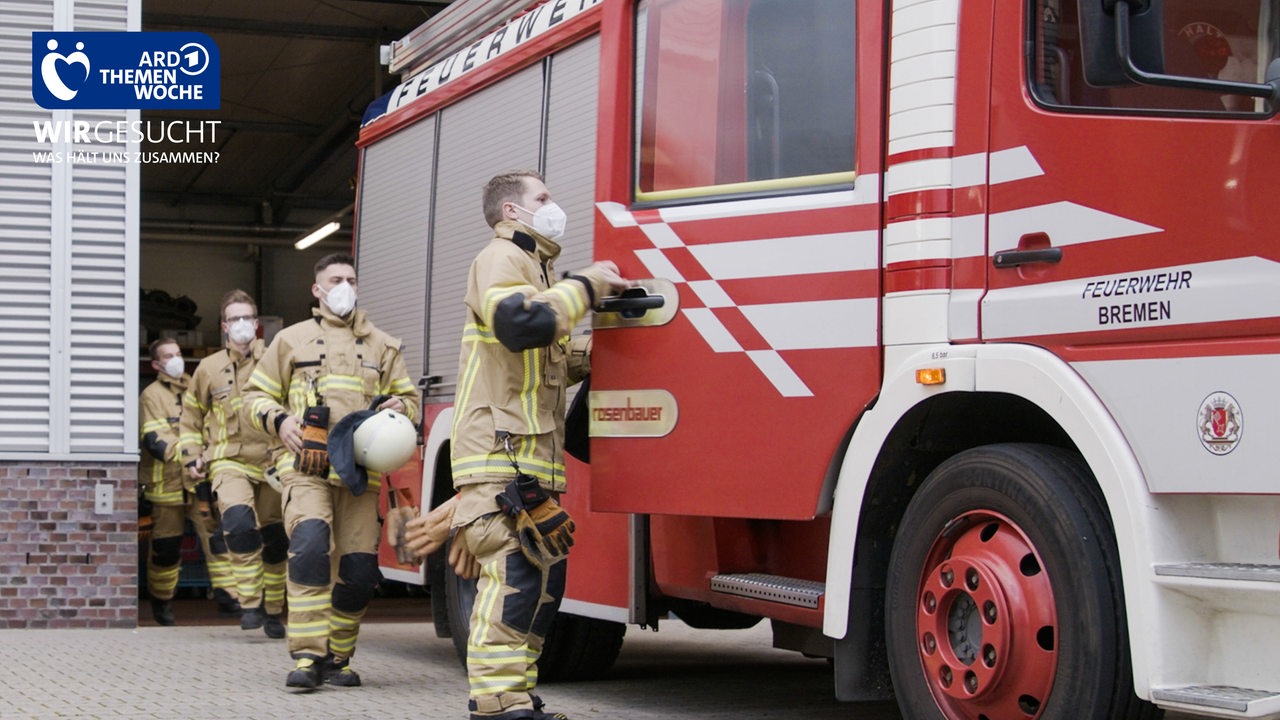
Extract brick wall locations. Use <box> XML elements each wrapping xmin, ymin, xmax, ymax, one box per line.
<box><xmin>0</xmin><ymin>462</ymin><xmax>139</xmax><ymax>629</ymax></box>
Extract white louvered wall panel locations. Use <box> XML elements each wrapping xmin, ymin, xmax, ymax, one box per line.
<box><xmin>356</xmin><ymin>118</ymin><xmax>437</xmax><ymax>383</ymax></box>
<box><xmin>0</xmin><ymin>0</ymin><xmax>137</xmax><ymax>457</ymax></box>
<box><xmin>426</xmin><ymin>63</ymin><xmax>543</xmax><ymax>394</ymax></box>
<box><xmin>68</xmin><ymin>0</ymin><xmax>135</xmax><ymax>455</ymax></box>
<box><xmin>544</xmin><ymin>36</ymin><xmax>600</xmax><ymax>283</ymax></box>
<box><xmin>0</xmin><ymin>1</ymin><xmax>57</xmax><ymax>452</ymax></box>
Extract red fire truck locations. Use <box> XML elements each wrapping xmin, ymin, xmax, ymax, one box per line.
<box><xmin>355</xmin><ymin>1</ymin><xmax>1280</xmax><ymax>718</ymax></box>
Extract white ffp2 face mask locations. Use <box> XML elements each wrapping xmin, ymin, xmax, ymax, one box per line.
<box><xmin>515</xmin><ymin>202</ymin><xmax>567</xmax><ymax>240</ymax></box>
<box><xmin>227</xmin><ymin>318</ymin><xmax>256</xmax><ymax>344</ymax></box>
<box><xmin>322</xmin><ymin>282</ymin><xmax>357</xmax><ymax>316</ymax></box>
<box><xmin>161</xmin><ymin>356</ymin><xmax>184</xmax><ymax>379</ymax></box>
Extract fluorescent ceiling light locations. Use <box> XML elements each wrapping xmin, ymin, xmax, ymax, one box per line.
<box><xmin>294</xmin><ymin>221</ymin><xmax>341</xmax><ymax>250</ymax></box>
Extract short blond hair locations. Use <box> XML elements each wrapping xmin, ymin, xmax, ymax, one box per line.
<box><xmin>148</xmin><ymin>338</ymin><xmax>178</xmax><ymax>362</ymax></box>
<box><xmin>482</xmin><ymin>171</ymin><xmax>542</xmax><ymax>228</ymax></box>
<box><xmin>219</xmin><ymin>289</ymin><xmax>256</xmax><ymax>321</ymax></box>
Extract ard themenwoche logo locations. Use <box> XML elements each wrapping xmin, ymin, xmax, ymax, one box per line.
<box><xmin>32</xmin><ymin>32</ymin><xmax>219</xmax><ymax>109</ymax></box>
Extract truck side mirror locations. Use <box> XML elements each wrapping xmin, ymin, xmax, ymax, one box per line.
<box><xmin>1078</xmin><ymin>0</ymin><xmax>1164</xmax><ymax>87</ymax></box>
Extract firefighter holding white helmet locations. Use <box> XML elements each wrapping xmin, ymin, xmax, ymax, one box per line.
<box><xmin>415</xmin><ymin>170</ymin><xmax>630</xmax><ymax>720</ymax></box>
<box><xmin>243</xmin><ymin>253</ymin><xmax>420</xmax><ymax>691</ymax></box>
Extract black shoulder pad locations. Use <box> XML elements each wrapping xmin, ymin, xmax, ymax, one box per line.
<box><xmin>493</xmin><ymin>294</ymin><xmax>557</xmax><ymax>351</ymax></box>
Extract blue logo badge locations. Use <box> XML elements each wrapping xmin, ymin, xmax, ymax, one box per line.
<box><xmin>32</xmin><ymin>32</ymin><xmax>220</xmax><ymax>110</ymax></box>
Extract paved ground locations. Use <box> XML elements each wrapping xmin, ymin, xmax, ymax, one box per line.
<box><xmin>0</xmin><ymin>596</ymin><xmax>899</xmax><ymax>720</ymax></box>
<box><xmin>1</xmin><ymin>594</ymin><xmax>1197</xmax><ymax>720</ymax></box>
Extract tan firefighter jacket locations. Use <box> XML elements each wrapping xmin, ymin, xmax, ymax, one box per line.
<box><xmin>243</xmin><ymin>305</ymin><xmax>419</xmax><ymax>490</ymax></box>
<box><xmin>139</xmin><ymin>371</ymin><xmax>190</xmax><ymax>507</ymax></box>
<box><xmin>177</xmin><ymin>339</ymin><xmax>273</xmax><ymax>480</ymax></box>
<box><xmin>450</xmin><ymin>220</ymin><xmax>608</xmax><ymax>507</ymax></box>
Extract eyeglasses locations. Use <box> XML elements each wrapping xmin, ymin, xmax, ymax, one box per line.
<box><xmin>226</xmin><ymin>315</ymin><xmax>258</xmax><ymax>323</ymax></box>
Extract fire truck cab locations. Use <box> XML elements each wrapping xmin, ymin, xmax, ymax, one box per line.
<box><xmin>357</xmin><ymin>1</ymin><xmax>1280</xmax><ymax>718</ymax></box>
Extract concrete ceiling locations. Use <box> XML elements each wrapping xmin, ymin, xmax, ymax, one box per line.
<box><xmin>140</xmin><ymin>0</ymin><xmax>454</xmax><ymax>247</ymax></box>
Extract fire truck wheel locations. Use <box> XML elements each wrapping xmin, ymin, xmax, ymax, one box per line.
<box><xmin>442</xmin><ymin>534</ymin><xmax>477</xmax><ymax>669</ymax></box>
<box><xmin>884</xmin><ymin>443</ymin><xmax>1161</xmax><ymax>720</ymax></box>
<box><xmin>441</xmin><ymin>536</ymin><xmax>627</xmax><ymax>681</ymax></box>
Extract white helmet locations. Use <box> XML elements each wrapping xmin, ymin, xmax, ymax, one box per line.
<box><xmin>352</xmin><ymin>409</ymin><xmax>417</xmax><ymax>472</ymax></box>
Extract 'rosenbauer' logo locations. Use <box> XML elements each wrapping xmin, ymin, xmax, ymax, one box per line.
<box><xmin>32</xmin><ymin>32</ymin><xmax>219</xmax><ymax>110</ymax></box>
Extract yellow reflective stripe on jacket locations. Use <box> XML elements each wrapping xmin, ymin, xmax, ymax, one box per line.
<box><xmin>246</xmin><ymin>368</ymin><xmax>287</xmax><ymax>434</ymax></box>
<box><xmin>247</xmin><ymin>366</ymin><xmax>283</xmax><ymax>397</ymax></box>
<box><xmin>520</xmin><ymin>347</ymin><xmax>542</xmax><ymax>435</ymax></box>
<box><xmin>452</xmin><ymin>323</ymin><xmax>491</xmax><ymax>438</ymax></box>
<box><xmin>308</xmin><ymin>374</ymin><xmax>364</xmax><ymax>396</ymax></box>
<box><xmin>450</xmin><ymin>454</ymin><xmax>563</xmax><ymax>484</ymax></box>
<box><xmin>145</xmin><ymin>486</ymin><xmax>184</xmax><ymax>505</ymax></box>
<box><xmin>141</xmin><ymin>417</ymin><xmax>170</xmax><ymax>434</ymax></box>
<box><xmin>386</xmin><ymin>376</ymin><xmax>416</xmax><ymax>396</ymax></box>
<box><xmin>462</xmin><ymin>322</ymin><xmax>499</xmax><ymax>344</ymax></box>
<box><xmin>203</xmin><ymin>396</ymin><xmax>241</xmax><ymax>458</ymax></box>
<box><xmin>481</xmin><ymin>284</ymin><xmax>538</xmax><ymax>325</ymax></box>
<box><xmin>182</xmin><ymin>391</ymin><xmax>209</xmax><ymax>413</ymax></box>
<box><xmin>208</xmin><ymin>457</ymin><xmax>265</xmax><ymax>480</ymax></box>
<box><xmin>546</xmin><ymin>282</ymin><xmax>587</xmax><ymax>323</ymax></box>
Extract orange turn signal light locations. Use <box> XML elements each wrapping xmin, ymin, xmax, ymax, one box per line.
<box><xmin>916</xmin><ymin>368</ymin><xmax>946</xmax><ymax>386</ymax></box>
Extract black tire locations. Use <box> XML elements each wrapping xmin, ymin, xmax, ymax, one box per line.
<box><xmin>884</xmin><ymin>443</ymin><xmax>1161</xmax><ymax>720</ymax></box>
<box><xmin>538</xmin><ymin>612</ymin><xmax>627</xmax><ymax>682</ymax></box>
<box><xmin>443</xmin><ymin>535</ymin><xmax>476</xmax><ymax>667</ymax></box>
<box><xmin>442</xmin><ymin>537</ymin><xmax>627</xmax><ymax>681</ymax></box>
<box><xmin>427</xmin><ymin>546</ymin><xmax>451</xmax><ymax>638</ymax></box>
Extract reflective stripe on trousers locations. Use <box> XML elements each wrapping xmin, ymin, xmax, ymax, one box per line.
<box><xmin>147</xmin><ymin>501</ymin><xmax>236</xmax><ymax>601</ymax></box>
<box><xmin>212</xmin><ymin>467</ymin><xmax>286</xmax><ymax>613</ymax></box>
<box><xmin>461</xmin><ymin>511</ymin><xmax>566</xmax><ymax>717</ymax></box>
<box><xmin>280</xmin><ymin>472</ymin><xmax>379</xmax><ymax>660</ymax></box>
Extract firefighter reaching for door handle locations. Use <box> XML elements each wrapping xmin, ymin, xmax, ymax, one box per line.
<box><xmin>436</xmin><ymin>170</ymin><xmax>630</xmax><ymax>720</ymax></box>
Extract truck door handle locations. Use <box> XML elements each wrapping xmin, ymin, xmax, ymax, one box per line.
<box><xmin>595</xmin><ymin>287</ymin><xmax>666</xmax><ymax>319</ymax></box>
<box><xmin>992</xmin><ymin>247</ymin><xmax>1062</xmax><ymax>268</ymax></box>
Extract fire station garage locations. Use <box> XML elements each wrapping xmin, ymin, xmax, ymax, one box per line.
<box><xmin>0</xmin><ymin>0</ymin><xmax>463</xmax><ymax>628</ymax></box>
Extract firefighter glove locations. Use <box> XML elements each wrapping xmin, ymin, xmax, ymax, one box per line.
<box><xmin>448</xmin><ymin>531</ymin><xmax>481</xmax><ymax>581</ymax></box>
<box><xmin>294</xmin><ymin>405</ymin><xmax>331</xmax><ymax>477</ymax></box>
<box><xmin>193</xmin><ymin>481</ymin><xmax>218</xmax><ymax>533</ymax></box>
<box><xmin>496</xmin><ymin>475</ymin><xmax>574</xmax><ymax>569</ymax></box>
<box><xmin>385</xmin><ymin>505</ymin><xmax>418</xmax><ymax>565</ymax></box>
<box><xmin>401</xmin><ymin>495</ymin><xmax>458</xmax><ymax>562</ymax></box>
<box><xmin>519</xmin><ymin>495</ymin><xmax>575</xmax><ymax>563</ymax></box>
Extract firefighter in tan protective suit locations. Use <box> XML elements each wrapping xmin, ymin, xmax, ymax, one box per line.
<box><xmin>178</xmin><ymin>289</ymin><xmax>287</xmax><ymax>639</ymax></box>
<box><xmin>243</xmin><ymin>253</ymin><xmax>419</xmax><ymax>691</ymax></box>
<box><xmin>139</xmin><ymin>337</ymin><xmax>238</xmax><ymax>625</ymax></box>
<box><xmin>446</xmin><ymin>171</ymin><xmax>630</xmax><ymax>720</ymax></box>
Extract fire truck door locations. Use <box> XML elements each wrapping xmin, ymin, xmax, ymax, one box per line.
<box><xmin>983</xmin><ymin>1</ymin><xmax>1280</xmax><ymax>492</ymax></box>
<box><xmin>588</xmin><ymin>0</ymin><xmax>882</xmax><ymax>520</ymax></box>
<box><xmin>985</xmin><ymin>0</ymin><xmax>1280</xmax><ymax>349</ymax></box>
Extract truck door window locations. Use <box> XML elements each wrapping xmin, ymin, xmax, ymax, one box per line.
<box><xmin>635</xmin><ymin>0</ymin><xmax>855</xmax><ymax>203</ymax></box>
<box><xmin>1032</xmin><ymin>0</ymin><xmax>1278</xmax><ymax>113</ymax></box>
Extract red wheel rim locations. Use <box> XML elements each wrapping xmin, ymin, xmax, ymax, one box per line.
<box><xmin>914</xmin><ymin>511</ymin><xmax>1058</xmax><ymax>719</ymax></box>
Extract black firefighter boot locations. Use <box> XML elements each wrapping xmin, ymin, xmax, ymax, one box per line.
<box><xmin>286</xmin><ymin>656</ymin><xmax>322</xmax><ymax>691</ymax></box>
<box><xmin>213</xmin><ymin>587</ymin><xmax>241</xmax><ymax>618</ymax></box>
<box><xmin>150</xmin><ymin>599</ymin><xmax>175</xmax><ymax>626</ymax></box>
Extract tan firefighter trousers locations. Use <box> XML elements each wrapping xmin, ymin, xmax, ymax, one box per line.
<box><xmin>280</xmin><ymin>470</ymin><xmax>380</xmax><ymax>662</ymax></box>
<box><xmin>147</xmin><ymin>500</ymin><xmax>236</xmax><ymax>601</ymax></box>
<box><xmin>461</xmin><ymin>510</ymin><xmax>567</xmax><ymax>717</ymax></box>
<box><xmin>211</xmin><ymin>467</ymin><xmax>287</xmax><ymax>614</ymax></box>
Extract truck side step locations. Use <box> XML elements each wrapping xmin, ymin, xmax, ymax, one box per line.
<box><xmin>1151</xmin><ymin>685</ymin><xmax>1280</xmax><ymax>715</ymax></box>
<box><xmin>1153</xmin><ymin>563</ymin><xmax>1280</xmax><ymax>583</ymax></box>
<box><xmin>709</xmin><ymin>573</ymin><xmax>824</xmax><ymax>608</ymax></box>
